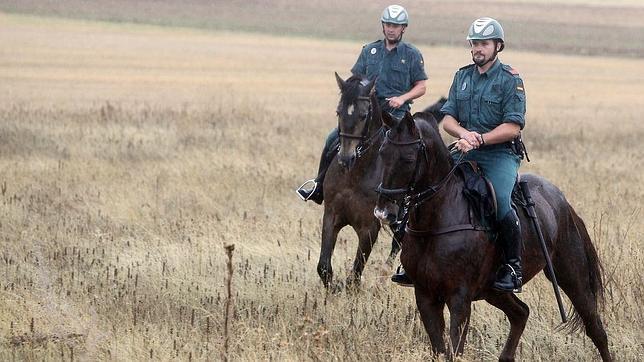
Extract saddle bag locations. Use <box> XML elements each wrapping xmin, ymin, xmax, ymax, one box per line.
<box><xmin>458</xmin><ymin>162</ymin><xmax>496</xmax><ymax>224</ymax></box>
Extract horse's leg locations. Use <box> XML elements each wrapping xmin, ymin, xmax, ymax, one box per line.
<box><xmin>446</xmin><ymin>292</ymin><xmax>472</xmax><ymax>357</ymax></box>
<box><xmin>485</xmin><ymin>293</ymin><xmax>530</xmax><ymax>362</ymax></box>
<box><xmin>550</xmin><ymin>210</ymin><xmax>611</xmax><ymax>361</ymax></box>
<box><xmin>317</xmin><ymin>208</ymin><xmax>343</xmax><ymax>288</ymax></box>
<box><xmin>415</xmin><ymin>287</ymin><xmax>447</xmax><ymax>355</ymax></box>
<box><xmin>346</xmin><ymin>222</ymin><xmax>380</xmax><ymax>287</ymax></box>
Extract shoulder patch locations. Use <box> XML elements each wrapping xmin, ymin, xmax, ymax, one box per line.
<box><xmin>515</xmin><ymin>78</ymin><xmax>525</xmax><ymax>93</ymax></box>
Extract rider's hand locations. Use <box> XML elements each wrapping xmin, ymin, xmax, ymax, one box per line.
<box><xmin>456</xmin><ymin>138</ymin><xmax>475</xmax><ymax>153</ymax></box>
<box><xmin>457</xmin><ymin>131</ymin><xmax>483</xmax><ymax>153</ymax></box>
<box><xmin>386</xmin><ymin>96</ymin><xmax>405</xmax><ymax>109</ymax></box>
<box><xmin>460</xmin><ymin>131</ymin><xmax>483</xmax><ymax>148</ymax></box>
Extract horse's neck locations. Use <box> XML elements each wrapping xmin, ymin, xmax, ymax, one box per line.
<box><xmin>409</xmin><ymin>146</ymin><xmax>469</xmax><ymax>226</ymax></box>
<box><xmin>410</xmin><ymin>173</ymin><xmax>469</xmax><ymax>229</ymax></box>
<box><xmin>420</xmin><ymin>142</ymin><xmax>453</xmax><ymax>187</ymax></box>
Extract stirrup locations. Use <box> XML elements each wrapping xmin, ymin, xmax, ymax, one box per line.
<box><xmin>391</xmin><ymin>265</ymin><xmax>414</xmax><ymax>287</ymax></box>
<box><xmin>296</xmin><ymin>179</ymin><xmax>318</xmax><ymax>201</ymax></box>
<box><xmin>493</xmin><ymin>264</ymin><xmax>522</xmax><ymax>293</ymax></box>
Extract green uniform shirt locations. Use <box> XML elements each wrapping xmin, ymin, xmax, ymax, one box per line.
<box><xmin>441</xmin><ymin>59</ymin><xmax>525</xmax><ymax>133</ymax></box>
<box><xmin>441</xmin><ymin>59</ymin><xmax>527</xmax><ymax>219</ymax></box>
<box><xmin>351</xmin><ymin>40</ymin><xmax>427</xmax><ymax>116</ymax></box>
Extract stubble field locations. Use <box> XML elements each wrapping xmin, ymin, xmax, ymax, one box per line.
<box><xmin>0</xmin><ymin>5</ymin><xmax>643</xmax><ymax>362</ymax></box>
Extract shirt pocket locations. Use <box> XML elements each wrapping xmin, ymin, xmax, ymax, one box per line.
<box><xmin>366</xmin><ymin>56</ymin><xmax>381</xmax><ymax>79</ymax></box>
<box><xmin>482</xmin><ymin>91</ymin><xmax>503</xmax><ymax>126</ymax></box>
<box><xmin>455</xmin><ymin>90</ymin><xmax>471</xmax><ymax>125</ymax></box>
<box><xmin>390</xmin><ymin>60</ymin><xmax>411</xmax><ymax>92</ymax></box>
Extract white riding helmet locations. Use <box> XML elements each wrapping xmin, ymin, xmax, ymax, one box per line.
<box><xmin>467</xmin><ymin>17</ymin><xmax>504</xmax><ymax>42</ymax></box>
<box><xmin>381</xmin><ymin>5</ymin><xmax>409</xmax><ymax>25</ymax></box>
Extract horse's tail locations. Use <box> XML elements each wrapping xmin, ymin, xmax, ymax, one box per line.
<box><xmin>563</xmin><ymin>205</ymin><xmax>605</xmax><ymax>333</ymax></box>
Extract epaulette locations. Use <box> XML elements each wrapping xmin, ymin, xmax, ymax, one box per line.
<box><xmin>502</xmin><ymin>64</ymin><xmax>520</xmax><ymax>76</ymax></box>
<box><xmin>362</xmin><ymin>39</ymin><xmax>382</xmax><ymax>49</ymax></box>
<box><xmin>458</xmin><ymin>64</ymin><xmax>475</xmax><ymax>71</ymax></box>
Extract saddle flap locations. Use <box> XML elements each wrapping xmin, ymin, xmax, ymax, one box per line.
<box><xmin>457</xmin><ymin>161</ymin><xmax>497</xmax><ymax>225</ymax></box>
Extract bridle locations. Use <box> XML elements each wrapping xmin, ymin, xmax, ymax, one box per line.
<box><xmin>376</xmin><ymin>128</ymin><xmax>463</xmax><ymax>210</ymax></box>
<box><xmin>337</xmin><ymin>95</ymin><xmax>384</xmax><ymax>158</ymax></box>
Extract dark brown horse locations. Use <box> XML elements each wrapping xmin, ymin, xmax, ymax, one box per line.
<box><xmin>317</xmin><ymin>74</ymin><xmax>448</xmax><ymax>289</ymax></box>
<box><xmin>373</xmin><ymin>111</ymin><xmax>611</xmax><ymax>361</ymax></box>
<box><xmin>316</xmin><ymin>73</ymin><xmax>389</xmax><ymax>288</ymax></box>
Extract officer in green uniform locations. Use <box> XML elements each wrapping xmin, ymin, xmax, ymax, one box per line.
<box><xmin>441</xmin><ymin>17</ymin><xmax>526</xmax><ymax>293</ymax></box>
<box><xmin>296</xmin><ymin>4</ymin><xmax>427</xmax><ymax>204</ymax></box>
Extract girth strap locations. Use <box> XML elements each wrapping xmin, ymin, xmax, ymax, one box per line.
<box><xmin>405</xmin><ymin>223</ymin><xmax>491</xmax><ymax>237</ymax></box>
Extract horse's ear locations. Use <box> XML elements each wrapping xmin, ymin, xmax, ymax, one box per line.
<box><xmin>381</xmin><ymin>111</ymin><xmax>398</xmax><ymax>129</ymax></box>
<box><xmin>403</xmin><ymin>112</ymin><xmax>418</xmax><ymax>136</ymax></box>
<box><xmin>335</xmin><ymin>72</ymin><xmax>345</xmax><ymax>91</ymax></box>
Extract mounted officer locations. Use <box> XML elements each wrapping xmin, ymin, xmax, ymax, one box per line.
<box><xmin>296</xmin><ymin>4</ymin><xmax>427</xmax><ymax>204</ymax></box>
<box><xmin>441</xmin><ymin>17</ymin><xmax>527</xmax><ymax>293</ymax></box>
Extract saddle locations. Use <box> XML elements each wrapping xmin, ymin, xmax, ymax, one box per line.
<box><xmin>404</xmin><ymin>161</ymin><xmax>528</xmax><ymax>237</ymax></box>
<box><xmin>457</xmin><ymin>161</ymin><xmax>527</xmax><ymax>231</ymax></box>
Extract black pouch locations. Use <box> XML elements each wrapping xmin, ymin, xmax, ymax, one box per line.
<box><xmin>458</xmin><ymin>162</ymin><xmax>496</xmax><ymax>223</ymax></box>
<box><xmin>510</xmin><ymin>132</ymin><xmax>530</xmax><ymax>162</ymax></box>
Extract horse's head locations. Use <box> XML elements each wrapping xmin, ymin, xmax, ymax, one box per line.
<box><xmin>374</xmin><ymin>111</ymin><xmax>445</xmax><ymax>225</ymax></box>
<box><xmin>335</xmin><ymin>72</ymin><xmax>377</xmax><ymax>170</ymax></box>
<box><xmin>373</xmin><ymin>112</ymin><xmax>422</xmax><ymax>224</ymax></box>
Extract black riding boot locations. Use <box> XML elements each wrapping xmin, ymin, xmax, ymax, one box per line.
<box><xmin>390</xmin><ymin>219</ymin><xmax>413</xmax><ymax>287</ymax></box>
<box><xmin>493</xmin><ymin>210</ymin><xmax>523</xmax><ymax>293</ymax></box>
<box><xmin>296</xmin><ymin>129</ymin><xmax>339</xmax><ymax>204</ymax></box>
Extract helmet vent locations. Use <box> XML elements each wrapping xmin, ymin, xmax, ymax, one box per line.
<box><xmin>482</xmin><ymin>25</ymin><xmax>494</xmax><ymax>37</ymax></box>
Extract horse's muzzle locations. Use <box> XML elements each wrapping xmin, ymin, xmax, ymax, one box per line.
<box><xmin>374</xmin><ymin>206</ymin><xmax>397</xmax><ymax>225</ymax></box>
<box><xmin>338</xmin><ymin>154</ymin><xmax>356</xmax><ymax>170</ymax></box>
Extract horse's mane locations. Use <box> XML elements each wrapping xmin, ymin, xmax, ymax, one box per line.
<box><xmin>414</xmin><ymin>112</ymin><xmax>442</xmax><ymax>144</ymax></box>
<box><xmin>414</xmin><ymin>112</ymin><xmax>453</xmax><ymax>165</ymax></box>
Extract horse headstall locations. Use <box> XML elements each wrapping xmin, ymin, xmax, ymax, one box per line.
<box><xmin>337</xmin><ymin>95</ymin><xmax>380</xmax><ymax>158</ymax></box>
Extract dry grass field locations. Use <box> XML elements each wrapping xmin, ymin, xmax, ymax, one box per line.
<box><xmin>0</xmin><ymin>3</ymin><xmax>643</xmax><ymax>361</ymax></box>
